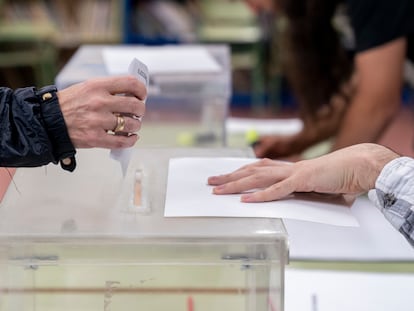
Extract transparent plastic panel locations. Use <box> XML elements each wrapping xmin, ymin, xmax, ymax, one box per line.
<box><xmin>0</xmin><ymin>240</ymin><xmax>284</xmax><ymax>311</ymax></box>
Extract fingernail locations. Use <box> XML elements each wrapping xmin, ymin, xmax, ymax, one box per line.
<box><xmin>132</xmin><ymin>115</ymin><xmax>143</xmax><ymax>121</ymax></box>
<box><xmin>212</xmin><ymin>185</ymin><xmax>224</xmax><ymax>193</ymax></box>
<box><xmin>241</xmin><ymin>194</ymin><xmax>253</xmax><ymax>202</ymax></box>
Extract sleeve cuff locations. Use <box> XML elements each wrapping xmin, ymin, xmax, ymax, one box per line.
<box><xmin>36</xmin><ymin>86</ymin><xmax>77</xmax><ymax>172</ymax></box>
<box><xmin>375</xmin><ymin>157</ymin><xmax>414</xmax><ymax>203</ymax></box>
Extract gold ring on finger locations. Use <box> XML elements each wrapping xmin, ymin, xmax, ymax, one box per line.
<box><xmin>113</xmin><ymin>115</ymin><xmax>126</xmax><ymax>133</ymax></box>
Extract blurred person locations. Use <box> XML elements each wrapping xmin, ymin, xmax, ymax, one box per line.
<box><xmin>0</xmin><ymin>75</ymin><xmax>146</xmax><ymax>171</ymax></box>
<box><xmin>246</xmin><ymin>0</ymin><xmax>414</xmax><ymax>159</ymax></box>
<box><xmin>208</xmin><ymin>143</ymin><xmax>414</xmax><ymax>245</ymax></box>
<box><xmin>245</xmin><ymin>0</ymin><xmax>276</xmax><ymax>12</ymax></box>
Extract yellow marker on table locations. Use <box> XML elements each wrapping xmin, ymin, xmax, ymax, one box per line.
<box><xmin>177</xmin><ymin>132</ymin><xmax>195</xmax><ymax>146</ymax></box>
<box><xmin>177</xmin><ymin>132</ymin><xmax>217</xmax><ymax>146</ymax></box>
<box><xmin>245</xmin><ymin>128</ymin><xmax>259</xmax><ymax>146</ymax></box>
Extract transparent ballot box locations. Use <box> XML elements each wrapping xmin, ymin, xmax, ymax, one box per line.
<box><xmin>0</xmin><ymin>148</ymin><xmax>288</xmax><ymax>311</ymax></box>
<box><xmin>55</xmin><ymin>45</ymin><xmax>231</xmax><ymax>147</ymax></box>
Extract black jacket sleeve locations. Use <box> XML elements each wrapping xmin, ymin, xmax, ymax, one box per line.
<box><xmin>0</xmin><ymin>86</ymin><xmax>76</xmax><ymax>170</ymax></box>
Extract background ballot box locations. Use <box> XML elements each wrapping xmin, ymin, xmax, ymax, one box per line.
<box><xmin>0</xmin><ymin>148</ymin><xmax>288</xmax><ymax>311</ymax></box>
<box><xmin>55</xmin><ymin>44</ymin><xmax>231</xmax><ymax>147</ymax></box>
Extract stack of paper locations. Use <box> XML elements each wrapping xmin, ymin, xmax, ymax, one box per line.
<box><xmin>102</xmin><ymin>45</ymin><xmax>222</xmax><ymax>75</ymax></box>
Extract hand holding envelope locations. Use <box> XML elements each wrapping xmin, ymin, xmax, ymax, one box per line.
<box><xmin>110</xmin><ymin>58</ymin><xmax>149</xmax><ymax>175</ymax></box>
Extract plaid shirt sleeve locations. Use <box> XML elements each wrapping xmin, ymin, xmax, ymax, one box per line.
<box><xmin>368</xmin><ymin>157</ymin><xmax>414</xmax><ymax>246</ymax></box>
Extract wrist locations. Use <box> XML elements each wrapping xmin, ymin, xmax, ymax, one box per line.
<box><xmin>362</xmin><ymin>144</ymin><xmax>400</xmax><ymax>189</ymax></box>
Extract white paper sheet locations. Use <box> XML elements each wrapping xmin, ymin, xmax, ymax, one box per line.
<box><xmin>226</xmin><ymin>117</ymin><xmax>303</xmax><ymax>136</ymax></box>
<box><xmin>285</xmin><ymin>268</ymin><xmax>414</xmax><ymax>311</ymax></box>
<box><xmin>164</xmin><ymin>157</ymin><xmax>359</xmax><ymax>227</ymax></box>
<box><xmin>102</xmin><ymin>46</ymin><xmax>222</xmax><ymax>75</ymax></box>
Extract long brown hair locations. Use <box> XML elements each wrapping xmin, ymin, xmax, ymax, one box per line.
<box><xmin>278</xmin><ymin>0</ymin><xmax>353</xmax><ymax>120</ymax></box>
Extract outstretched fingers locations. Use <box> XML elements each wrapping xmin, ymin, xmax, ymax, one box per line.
<box><xmin>208</xmin><ymin>158</ymin><xmax>285</xmax><ymax>186</ymax></box>
<box><xmin>210</xmin><ymin>162</ymin><xmax>294</xmax><ymax>196</ymax></box>
<box><xmin>240</xmin><ymin>178</ymin><xmax>296</xmax><ymax>202</ymax></box>
<box><xmin>211</xmin><ymin>174</ymin><xmax>266</xmax><ymax>195</ymax></box>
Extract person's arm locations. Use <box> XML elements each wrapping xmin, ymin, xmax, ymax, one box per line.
<box><xmin>209</xmin><ymin>143</ymin><xmax>414</xmax><ymax>245</ymax></box>
<box><xmin>332</xmin><ymin>38</ymin><xmax>406</xmax><ymax>150</ymax></box>
<box><xmin>253</xmin><ymin>93</ymin><xmax>348</xmax><ymax>158</ymax></box>
<box><xmin>255</xmin><ymin>37</ymin><xmax>407</xmax><ymax>159</ymax></box>
<box><xmin>368</xmin><ymin>157</ymin><xmax>414</xmax><ymax>246</ymax></box>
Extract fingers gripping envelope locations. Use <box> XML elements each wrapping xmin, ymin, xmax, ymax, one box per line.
<box><xmin>110</xmin><ymin>58</ymin><xmax>149</xmax><ymax>176</ymax></box>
